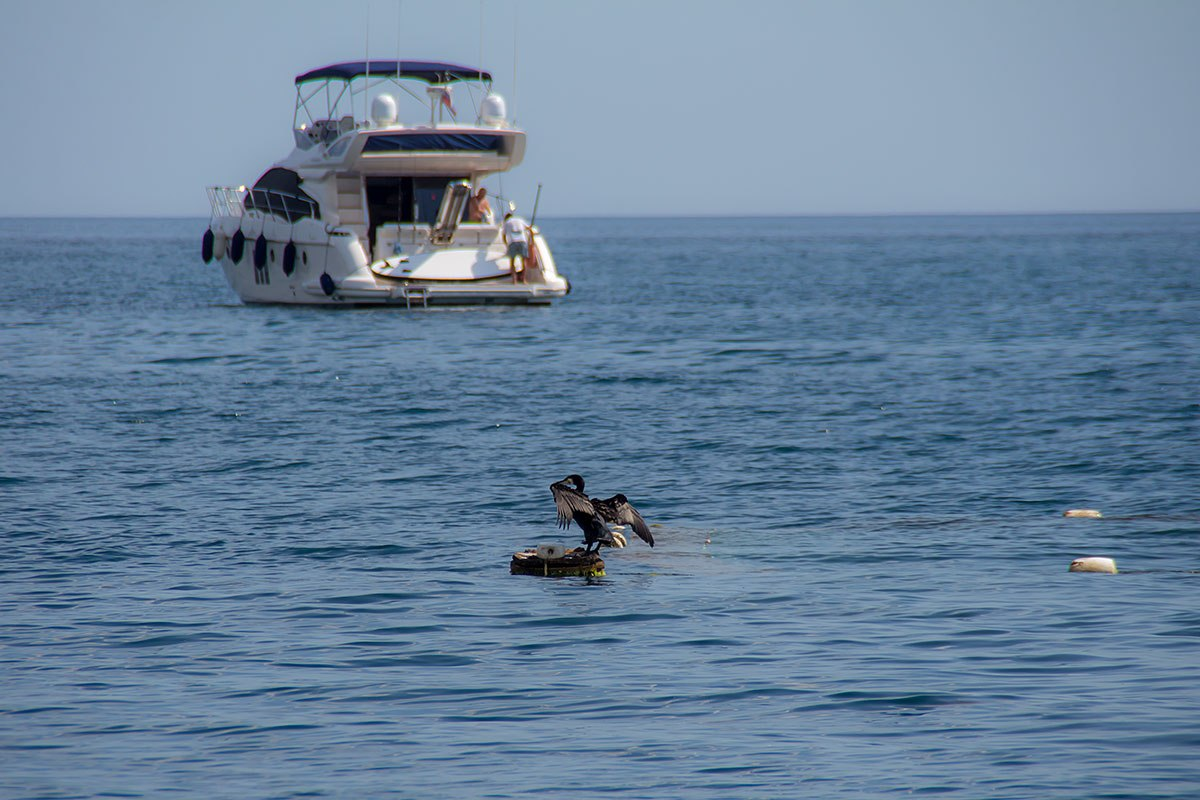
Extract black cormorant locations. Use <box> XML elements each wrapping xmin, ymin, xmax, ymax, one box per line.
<box><xmin>549</xmin><ymin>474</ymin><xmax>654</xmax><ymax>551</ymax></box>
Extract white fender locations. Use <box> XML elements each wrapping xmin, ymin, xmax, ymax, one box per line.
<box><xmin>1069</xmin><ymin>556</ymin><xmax>1118</xmax><ymax>574</ymax></box>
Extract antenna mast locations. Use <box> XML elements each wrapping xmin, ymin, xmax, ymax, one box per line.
<box><xmin>512</xmin><ymin>0</ymin><xmax>519</xmax><ymax>123</ymax></box>
<box><xmin>364</xmin><ymin>3</ymin><xmax>371</xmax><ymax>122</ymax></box>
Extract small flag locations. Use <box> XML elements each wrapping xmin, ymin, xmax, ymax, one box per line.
<box><xmin>440</xmin><ymin>86</ymin><xmax>456</xmax><ymax>118</ymax></box>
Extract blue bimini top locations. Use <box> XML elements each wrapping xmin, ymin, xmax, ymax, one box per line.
<box><xmin>295</xmin><ymin>60</ymin><xmax>492</xmax><ymax>85</ymax></box>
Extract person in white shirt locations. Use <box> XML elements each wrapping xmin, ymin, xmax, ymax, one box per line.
<box><xmin>503</xmin><ymin>212</ymin><xmax>530</xmax><ymax>283</ymax></box>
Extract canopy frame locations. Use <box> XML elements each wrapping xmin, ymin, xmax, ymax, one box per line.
<box><xmin>292</xmin><ymin>60</ymin><xmax>494</xmax><ymax>132</ymax></box>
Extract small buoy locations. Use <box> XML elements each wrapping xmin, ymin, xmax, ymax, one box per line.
<box><xmin>511</xmin><ymin>548</ymin><xmax>604</xmax><ymax>577</ymax></box>
<box><xmin>282</xmin><ymin>241</ymin><xmax>297</xmax><ymax>276</ymax></box>
<box><xmin>319</xmin><ymin>272</ymin><xmax>336</xmax><ymax>296</ymax></box>
<box><xmin>1069</xmin><ymin>556</ymin><xmax>1118</xmax><ymax>574</ymax></box>
<box><xmin>201</xmin><ymin>229</ymin><xmax>215</xmax><ymax>263</ymax></box>
<box><xmin>253</xmin><ymin>234</ymin><xmax>268</xmax><ymax>268</ymax></box>
<box><xmin>536</xmin><ymin>543</ymin><xmax>566</xmax><ymax>560</ymax></box>
<box><xmin>230</xmin><ymin>229</ymin><xmax>246</xmax><ymax>263</ymax></box>
<box><xmin>1063</xmin><ymin>509</ymin><xmax>1103</xmax><ymax>518</ymax></box>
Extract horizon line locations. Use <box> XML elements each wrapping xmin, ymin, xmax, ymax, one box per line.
<box><xmin>2</xmin><ymin>209</ymin><xmax>1199</xmax><ymax>222</ymax></box>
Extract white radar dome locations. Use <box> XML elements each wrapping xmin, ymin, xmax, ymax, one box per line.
<box><xmin>479</xmin><ymin>93</ymin><xmax>507</xmax><ymax>127</ymax></box>
<box><xmin>371</xmin><ymin>93</ymin><xmax>398</xmax><ymax>126</ymax></box>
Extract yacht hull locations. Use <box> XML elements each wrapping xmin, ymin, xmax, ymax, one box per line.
<box><xmin>209</xmin><ymin>215</ymin><xmax>566</xmax><ymax>307</ymax></box>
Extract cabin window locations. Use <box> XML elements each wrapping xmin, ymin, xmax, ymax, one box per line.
<box><xmin>363</xmin><ymin>133</ymin><xmax>502</xmax><ymax>153</ymax></box>
<box><xmin>365</xmin><ymin>176</ymin><xmax>468</xmax><ymax>235</ymax></box>
<box><xmin>366</xmin><ymin>177</ymin><xmax>409</xmax><ymax>227</ymax></box>
<box><xmin>244</xmin><ymin>168</ymin><xmax>320</xmax><ymax>222</ymax></box>
<box><xmin>413</xmin><ymin>177</ymin><xmax>465</xmax><ymax>225</ymax></box>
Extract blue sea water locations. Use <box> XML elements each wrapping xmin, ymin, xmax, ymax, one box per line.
<box><xmin>1</xmin><ymin>213</ymin><xmax>1199</xmax><ymax>798</ymax></box>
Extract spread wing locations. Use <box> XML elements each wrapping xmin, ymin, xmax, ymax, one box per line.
<box><xmin>550</xmin><ymin>480</ymin><xmax>595</xmax><ymax>530</ymax></box>
<box><xmin>597</xmin><ymin>495</ymin><xmax>654</xmax><ymax>547</ymax></box>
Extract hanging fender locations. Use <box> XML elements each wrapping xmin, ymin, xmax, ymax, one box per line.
<box><xmin>253</xmin><ymin>234</ymin><xmax>268</xmax><ymax>268</ymax></box>
<box><xmin>201</xmin><ymin>229</ymin><xmax>215</xmax><ymax>263</ymax></box>
<box><xmin>230</xmin><ymin>229</ymin><xmax>246</xmax><ymax>263</ymax></box>
<box><xmin>212</xmin><ymin>231</ymin><xmax>227</xmax><ymax>260</ymax></box>
<box><xmin>282</xmin><ymin>241</ymin><xmax>297</xmax><ymax>276</ymax></box>
<box><xmin>319</xmin><ymin>272</ymin><xmax>336</xmax><ymax>296</ymax></box>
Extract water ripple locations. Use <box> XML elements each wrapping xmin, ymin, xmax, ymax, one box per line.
<box><xmin>2</xmin><ymin>215</ymin><xmax>1199</xmax><ymax>798</ymax></box>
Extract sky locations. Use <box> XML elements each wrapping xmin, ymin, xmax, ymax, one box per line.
<box><xmin>1</xmin><ymin>0</ymin><xmax>1198</xmax><ymax>217</ymax></box>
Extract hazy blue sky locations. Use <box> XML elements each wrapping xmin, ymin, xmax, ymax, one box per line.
<box><xmin>2</xmin><ymin>0</ymin><xmax>1198</xmax><ymax>217</ymax></box>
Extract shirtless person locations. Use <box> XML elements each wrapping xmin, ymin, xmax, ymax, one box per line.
<box><xmin>467</xmin><ymin>187</ymin><xmax>492</xmax><ymax>223</ymax></box>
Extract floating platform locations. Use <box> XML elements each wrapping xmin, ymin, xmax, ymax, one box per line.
<box><xmin>511</xmin><ymin>547</ymin><xmax>605</xmax><ymax>577</ymax></box>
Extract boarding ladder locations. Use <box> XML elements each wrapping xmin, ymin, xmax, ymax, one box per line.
<box><xmin>401</xmin><ymin>286</ymin><xmax>430</xmax><ymax>309</ymax></box>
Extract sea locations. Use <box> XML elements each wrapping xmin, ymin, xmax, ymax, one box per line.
<box><xmin>1</xmin><ymin>213</ymin><xmax>1198</xmax><ymax>799</ymax></box>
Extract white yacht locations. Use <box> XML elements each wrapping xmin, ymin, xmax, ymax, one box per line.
<box><xmin>202</xmin><ymin>60</ymin><xmax>568</xmax><ymax>306</ymax></box>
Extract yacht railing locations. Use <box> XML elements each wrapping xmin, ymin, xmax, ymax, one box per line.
<box><xmin>207</xmin><ymin>186</ymin><xmax>245</xmax><ymax>218</ymax></box>
<box><xmin>246</xmin><ymin>188</ymin><xmax>319</xmax><ymax>222</ymax></box>
<box><xmin>207</xmin><ymin>186</ymin><xmax>319</xmax><ymax>222</ymax></box>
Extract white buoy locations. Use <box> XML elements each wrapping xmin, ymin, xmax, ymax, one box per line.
<box><xmin>1069</xmin><ymin>556</ymin><xmax>1118</xmax><ymax>574</ymax></box>
<box><xmin>536</xmin><ymin>543</ymin><xmax>566</xmax><ymax>560</ymax></box>
<box><xmin>1064</xmin><ymin>509</ymin><xmax>1103</xmax><ymax>518</ymax></box>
